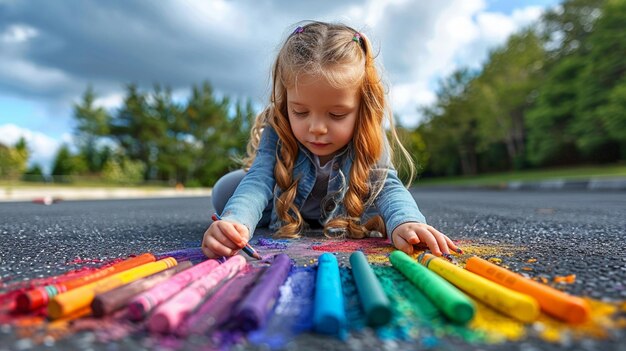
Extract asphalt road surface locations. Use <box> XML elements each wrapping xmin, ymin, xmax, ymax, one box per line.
<box><xmin>0</xmin><ymin>189</ymin><xmax>624</xmax><ymax>350</ymax></box>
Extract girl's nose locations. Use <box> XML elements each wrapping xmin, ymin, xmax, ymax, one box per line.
<box><xmin>309</xmin><ymin>117</ymin><xmax>327</xmax><ymax>135</ymax></box>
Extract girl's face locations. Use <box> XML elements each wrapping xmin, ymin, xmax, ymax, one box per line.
<box><xmin>286</xmin><ymin>74</ymin><xmax>360</xmax><ymax>165</ymax></box>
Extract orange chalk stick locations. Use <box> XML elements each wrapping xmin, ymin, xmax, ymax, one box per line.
<box><xmin>16</xmin><ymin>253</ymin><xmax>156</xmax><ymax>312</ymax></box>
<box><xmin>48</xmin><ymin>257</ymin><xmax>177</xmax><ymax>319</ymax></box>
<box><xmin>465</xmin><ymin>256</ymin><xmax>590</xmax><ymax>324</ymax></box>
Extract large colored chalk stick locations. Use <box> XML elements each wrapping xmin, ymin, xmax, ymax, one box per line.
<box><xmin>313</xmin><ymin>253</ymin><xmax>346</xmax><ymax>335</ymax></box>
<box><xmin>48</xmin><ymin>257</ymin><xmax>178</xmax><ymax>319</ymax></box>
<box><xmin>17</xmin><ymin>253</ymin><xmax>156</xmax><ymax>312</ymax></box>
<box><xmin>349</xmin><ymin>251</ymin><xmax>391</xmax><ymax>327</ymax></box>
<box><xmin>465</xmin><ymin>256</ymin><xmax>590</xmax><ymax>324</ymax></box>
<box><xmin>419</xmin><ymin>253</ymin><xmax>540</xmax><ymax>322</ymax></box>
<box><xmin>235</xmin><ymin>254</ymin><xmax>292</xmax><ymax>331</ymax></box>
<box><xmin>155</xmin><ymin>247</ymin><xmax>206</xmax><ymax>261</ymax></box>
<box><xmin>91</xmin><ymin>261</ymin><xmax>193</xmax><ymax>317</ymax></box>
<box><xmin>176</xmin><ymin>269</ymin><xmax>262</xmax><ymax>337</ymax></box>
<box><xmin>389</xmin><ymin>251</ymin><xmax>475</xmax><ymax>324</ymax></box>
<box><xmin>127</xmin><ymin>257</ymin><xmax>221</xmax><ymax>320</ymax></box>
<box><xmin>147</xmin><ymin>255</ymin><xmax>246</xmax><ymax>334</ymax></box>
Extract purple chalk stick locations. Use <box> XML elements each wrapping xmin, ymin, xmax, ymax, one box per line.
<box><xmin>147</xmin><ymin>255</ymin><xmax>246</xmax><ymax>333</ymax></box>
<box><xmin>176</xmin><ymin>269</ymin><xmax>262</xmax><ymax>337</ymax></box>
<box><xmin>155</xmin><ymin>247</ymin><xmax>205</xmax><ymax>261</ymax></box>
<box><xmin>235</xmin><ymin>253</ymin><xmax>292</xmax><ymax>331</ymax></box>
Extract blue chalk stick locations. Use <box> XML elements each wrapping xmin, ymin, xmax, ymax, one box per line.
<box><xmin>313</xmin><ymin>253</ymin><xmax>346</xmax><ymax>336</ymax></box>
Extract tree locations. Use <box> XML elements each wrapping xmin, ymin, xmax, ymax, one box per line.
<box><xmin>540</xmin><ymin>0</ymin><xmax>607</xmax><ymax>60</ymax></box>
<box><xmin>51</xmin><ymin>144</ymin><xmax>87</xmax><ymax>181</ymax></box>
<box><xmin>110</xmin><ymin>84</ymin><xmax>165</xmax><ymax>180</ymax></box>
<box><xmin>473</xmin><ymin>29</ymin><xmax>545</xmax><ymax>169</ymax></box>
<box><xmin>526</xmin><ymin>56</ymin><xmax>585</xmax><ymax>165</ymax></box>
<box><xmin>0</xmin><ymin>138</ymin><xmax>29</xmax><ymax>180</ymax></box>
<box><xmin>22</xmin><ymin>163</ymin><xmax>44</xmax><ymax>182</ymax></box>
<box><xmin>574</xmin><ymin>0</ymin><xmax>626</xmax><ymax>159</ymax></box>
<box><xmin>102</xmin><ymin>155</ymin><xmax>146</xmax><ymax>185</ymax></box>
<box><xmin>419</xmin><ymin>69</ymin><xmax>478</xmax><ymax>176</ymax></box>
<box><xmin>74</xmin><ymin>86</ymin><xmax>111</xmax><ymax>173</ymax></box>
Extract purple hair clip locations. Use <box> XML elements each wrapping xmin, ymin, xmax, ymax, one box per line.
<box><xmin>293</xmin><ymin>26</ymin><xmax>304</xmax><ymax>35</ymax></box>
<box><xmin>352</xmin><ymin>32</ymin><xmax>361</xmax><ymax>43</ymax></box>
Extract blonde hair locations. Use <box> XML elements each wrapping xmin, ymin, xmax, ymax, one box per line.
<box><xmin>242</xmin><ymin>21</ymin><xmax>415</xmax><ymax>239</ymax></box>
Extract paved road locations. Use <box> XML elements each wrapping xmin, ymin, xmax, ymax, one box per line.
<box><xmin>0</xmin><ymin>190</ymin><xmax>625</xmax><ymax>350</ymax></box>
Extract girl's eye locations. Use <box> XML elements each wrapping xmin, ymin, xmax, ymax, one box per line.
<box><xmin>292</xmin><ymin>110</ymin><xmax>308</xmax><ymax>117</ymax></box>
<box><xmin>329</xmin><ymin>113</ymin><xmax>347</xmax><ymax>119</ymax></box>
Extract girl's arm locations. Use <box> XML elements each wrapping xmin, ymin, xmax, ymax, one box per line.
<box><xmin>374</xmin><ymin>168</ymin><xmax>426</xmax><ymax>234</ymax></box>
<box><xmin>220</xmin><ymin>126</ymin><xmax>278</xmax><ymax>237</ymax></box>
<box><xmin>374</xmin><ymin>168</ymin><xmax>460</xmax><ymax>256</ymax></box>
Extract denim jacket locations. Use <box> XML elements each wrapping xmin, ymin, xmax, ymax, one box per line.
<box><xmin>221</xmin><ymin>126</ymin><xmax>426</xmax><ymax>238</ymax></box>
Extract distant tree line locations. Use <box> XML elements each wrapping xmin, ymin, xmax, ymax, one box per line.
<box><xmin>63</xmin><ymin>82</ymin><xmax>255</xmax><ymax>186</ymax></box>
<box><xmin>416</xmin><ymin>0</ymin><xmax>625</xmax><ymax>177</ymax></box>
<box><xmin>1</xmin><ymin>0</ymin><xmax>623</xmax><ymax>185</ymax></box>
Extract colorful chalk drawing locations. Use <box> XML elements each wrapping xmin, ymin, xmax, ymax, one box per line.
<box><xmin>0</xmin><ymin>235</ymin><xmax>624</xmax><ymax>350</ymax></box>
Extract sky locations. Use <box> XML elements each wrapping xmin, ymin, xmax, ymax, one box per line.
<box><xmin>0</xmin><ymin>0</ymin><xmax>561</xmax><ymax>173</ymax></box>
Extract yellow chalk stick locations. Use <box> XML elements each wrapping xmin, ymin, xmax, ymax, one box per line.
<box><xmin>418</xmin><ymin>253</ymin><xmax>540</xmax><ymax>322</ymax></box>
<box><xmin>48</xmin><ymin>257</ymin><xmax>177</xmax><ymax>319</ymax></box>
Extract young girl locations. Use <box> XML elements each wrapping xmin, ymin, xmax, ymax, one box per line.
<box><xmin>202</xmin><ymin>21</ymin><xmax>461</xmax><ymax>259</ymax></box>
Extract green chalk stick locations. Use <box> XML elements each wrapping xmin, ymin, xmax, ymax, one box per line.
<box><xmin>349</xmin><ymin>251</ymin><xmax>391</xmax><ymax>327</ymax></box>
<box><xmin>389</xmin><ymin>251</ymin><xmax>475</xmax><ymax>324</ymax></box>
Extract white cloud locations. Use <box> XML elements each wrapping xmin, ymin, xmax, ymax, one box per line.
<box><xmin>0</xmin><ymin>0</ymin><xmax>550</xmax><ymax>133</ymax></box>
<box><xmin>377</xmin><ymin>1</ymin><xmax>546</xmax><ymax>126</ymax></box>
<box><xmin>0</xmin><ymin>124</ymin><xmax>61</xmax><ymax>174</ymax></box>
<box><xmin>94</xmin><ymin>92</ymin><xmax>125</xmax><ymax>110</ymax></box>
<box><xmin>0</xmin><ymin>24</ymin><xmax>38</xmax><ymax>43</ymax></box>
<box><xmin>0</xmin><ymin>57</ymin><xmax>75</xmax><ymax>92</ymax></box>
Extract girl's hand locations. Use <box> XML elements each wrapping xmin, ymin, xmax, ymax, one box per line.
<box><xmin>201</xmin><ymin>220</ymin><xmax>250</xmax><ymax>259</ymax></box>
<box><xmin>391</xmin><ymin>222</ymin><xmax>460</xmax><ymax>256</ymax></box>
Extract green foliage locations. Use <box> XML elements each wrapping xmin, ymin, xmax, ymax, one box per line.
<box><xmin>596</xmin><ymin>79</ymin><xmax>626</xmax><ymax>156</ymax></box>
<box><xmin>526</xmin><ymin>56</ymin><xmax>585</xmax><ymax>165</ymax></box>
<box><xmin>0</xmin><ymin>138</ymin><xmax>29</xmax><ymax>180</ymax></box>
<box><xmin>540</xmin><ymin>0</ymin><xmax>606</xmax><ymax>59</ymax></box>
<box><xmin>71</xmin><ymin>81</ymin><xmax>255</xmax><ymax>186</ymax></box>
<box><xmin>22</xmin><ymin>163</ymin><xmax>45</xmax><ymax>182</ymax></box>
<box><xmin>51</xmin><ymin>144</ymin><xmax>88</xmax><ymax>182</ymax></box>
<box><xmin>74</xmin><ymin>86</ymin><xmax>111</xmax><ymax>173</ymax></box>
<box><xmin>473</xmin><ymin>29</ymin><xmax>545</xmax><ymax>169</ymax></box>
<box><xmin>102</xmin><ymin>157</ymin><xmax>146</xmax><ymax>185</ymax></box>
<box><xmin>419</xmin><ymin>0</ymin><xmax>624</xmax><ymax>176</ymax></box>
<box><xmin>573</xmin><ymin>0</ymin><xmax>626</xmax><ymax>158</ymax></box>
<box><xmin>418</xmin><ymin>69</ymin><xmax>478</xmax><ymax>176</ymax></box>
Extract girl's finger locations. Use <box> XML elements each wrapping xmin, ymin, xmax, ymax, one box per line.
<box><xmin>416</xmin><ymin>228</ymin><xmax>442</xmax><ymax>256</ymax></box>
<box><xmin>401</xmin><ymin>230</ymin><xmax>421</xmax><ymax>245</ymax></box>
<box><xmin>217</xmin><ymin>222</ymin><xmax>245</xmax><ymax>248</ymax></box>
<box><xmin>393</xmin><ymin>232</ymin><xmax>414</xmax><ymax>255</ymax></box>
<box><xmin>429</xmin><ymin>227</ymin><xmax>450</xmax><ymax>256</ymax></box>
<box><xmin>212</xmin><ymin>228</ymin><xmax>241</xmax><ymax>251</ymax></box>
<box><xmin>201</xmin><ymin>244</ymin><xmax>219</xmax><ymax>259</ymax></box>
<box><xmin>444</xmin><ymin>235</ymin><xmax>461</xmax><ymax>253</ymax></box>
<box><xmin>429</xmin><ymin>226</ymin><xmax>459</xmax><ymax>254</ymax></box>
<box><xmin>203</xmin><ymin>236</ymin><xmax>234</xmax><ymax>257</ymax></box>
<box><xmin>232</xmin><ymin>223</ymin><xmax>251</xmax><ymax>242</ymax></box>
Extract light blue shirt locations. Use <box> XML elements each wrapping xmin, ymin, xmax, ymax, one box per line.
<box><xmin>221</xmin><ymin>126</ymin><xmax>426</xmax><ymax>238</ymax></box>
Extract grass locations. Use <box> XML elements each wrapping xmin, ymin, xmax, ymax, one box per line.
<box><xmin>1</xmin><ymin>164</ymin><xmax>624</xmax><ymax>189</ymax></box>
<box><xmin>414</xmin><ymin>164</ymin><xmax>626</xmax><ymax>187</ymax></box>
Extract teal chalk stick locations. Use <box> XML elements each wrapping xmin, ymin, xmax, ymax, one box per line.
<box><xmin>313</xmin><ymin>253</ymin><xmax>346</xmax><ymax>335</ymax></box>
<box><xmin>390</xmin><ymin>251</ymin><xmax>475</xmax><ymax>324</ymax></box>
<box><xmin>349</xmin><ymin>251</ymin><xmax>392</xmax><ymax>327</ymax></box>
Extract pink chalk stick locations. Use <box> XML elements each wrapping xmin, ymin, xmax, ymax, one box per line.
<box><xmin>127</xmin><ymin>258</ymin><xmax>220</xmax><ymax>320</ymax></box>
<box><xmin>147</xmin><ymin>255</ymin><xmax>246</xmax><ymax>334</ymax></box>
